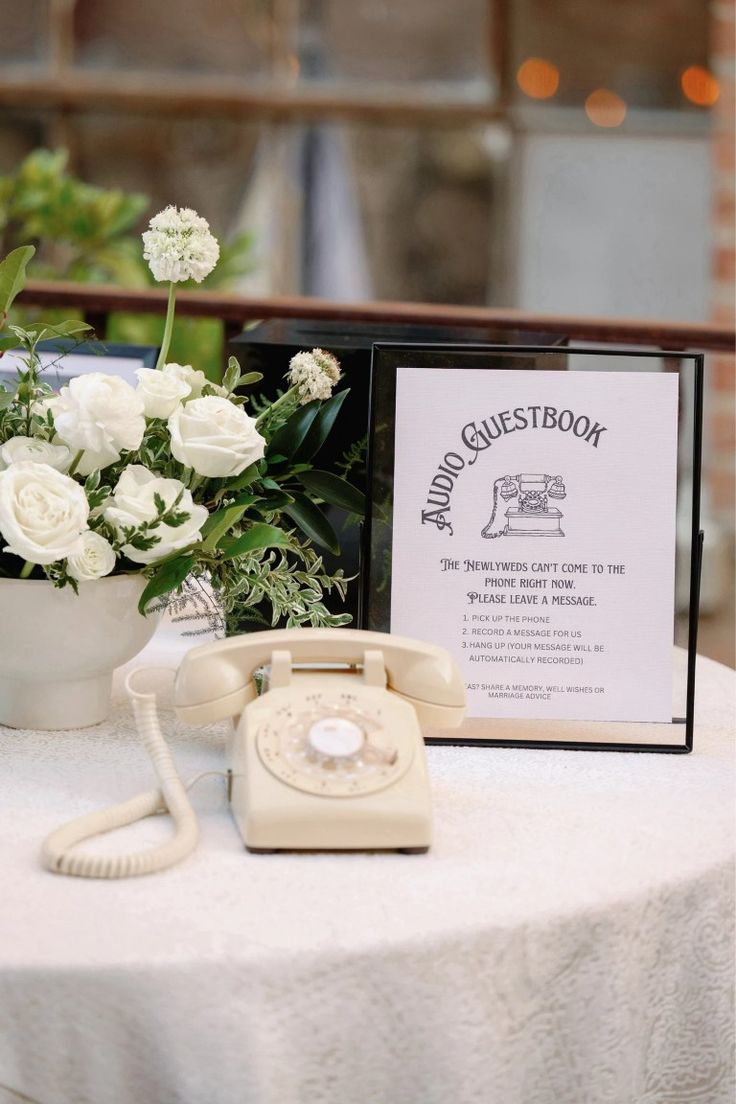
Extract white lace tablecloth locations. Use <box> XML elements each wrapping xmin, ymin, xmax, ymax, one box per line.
<box><xmin>0</xmin><ymin>625</ymin><xmax>734</xmax><ymax>1104</ymax></box>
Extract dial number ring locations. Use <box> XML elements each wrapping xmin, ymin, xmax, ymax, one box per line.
<box><xmin>256</xmin><ymin>697</ymin><xmax>412</xmax><ymax>797</ymax></box>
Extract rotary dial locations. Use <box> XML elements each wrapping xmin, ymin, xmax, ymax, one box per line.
<box><xmin>256</xmin><ymin>693</ymin><xmax>410</xmax><ymax>797</ymax></box>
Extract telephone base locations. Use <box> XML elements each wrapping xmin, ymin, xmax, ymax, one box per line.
<box><xmin>230</xmin><ymin>674</ymin><xmax>434</xmax><ymax>855</ymax></box>
<box><xmin>245</xmin><ymin>845</ymin><xmax>429</xmax><ymax>855</ymax></box>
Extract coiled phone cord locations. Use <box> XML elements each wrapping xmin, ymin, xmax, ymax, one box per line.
<box><xmin>41</xmin><ymin>669</ymin><xmax>200</xmax><ymax>878</ymax></box>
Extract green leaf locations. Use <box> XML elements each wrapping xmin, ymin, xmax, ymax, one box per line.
<box><xmin>163</xmin><ymin>510</ymin><xmax>189</xmax><ymax>528</ymax></box>
<box><xmin>237</xmin><ymin>371</ymin><xmax>263</xmax><ymax>387</ymax></box>
<box><xmin>253</xmin><ymin>490</ymin><xmax>294</xmax><ymax>513</ymax></box>
<box><xmin>223</xmin><ymin>462</ymin><xmax>260</xmax><ymax>494</ymax></box>
<box><xmin>6</xmin><ymin>324</ymin><xmax>32</xmax><ymax>343</ymax></box>
<box><xmin>294</xmin><ymin>389</ymin><xmax>349</xmax><ymax>461</ymax></box>
<box><xmin>0</xmin><ymin>245</ymin><xmax>35</xmax><ymax>318</ymax></box>
<box><xmin>267</xmin><ymin>400</ymin><xmax>320</xmax><ymax>461</ymax></box>
<box><xmin>218</xmin><ymin>522</ymin><xmax>290</xmax><ymax>561</ymax></box>
<box><xmin>34</xmin><ymin>320</ymin><xmax>92</xmax><ymax>343</ymax></box>
<box><xmin>296</xmin><ymin>470</ymin><xmax>365</xmax><ymax>516</ymax></box>
<box><xmin>200</xmin><ymin>504</ymin><xmax>249</xmax><ymax>552</ymax></box>
<box><xmin>229</xmin><ymin>491</ymin><xmax>260</xmax><ymax>509</ymax></box>
<box><xmin>130</xmin><ymin>533</ymin><xmax>159</xmax><ymax>551</ymax></box>
<box><xmin>223</xmin><ymin>356</ymin><xmax>240</xmax><ymax>394</ymax></box>
<box><xmin>283</xmin><ymin>492</ymin><xmax>340</xmax><ymax>554</ymax></box>
<box><xmin>137</xmin><ymin>553</ymin><xmax>194</xmax><ymax>614</ymax></box>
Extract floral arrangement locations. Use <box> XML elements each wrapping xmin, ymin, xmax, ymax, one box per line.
<box><xmin>0</xmin><ymin>209</ymin><xmax>363</xmax><ymax>629</ymax></box>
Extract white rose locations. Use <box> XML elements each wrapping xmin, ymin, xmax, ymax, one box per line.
<box><xmin>66</xmin><ymin>530</ymin><xmax>117</xmax><ymax>581</ymax></box>
<box><xmin>103</xmin><ymin>465</ymin><xmax>208</xmax><ymax>565</ymax></box>
<box><xmin>167</xmin><ymin>395</ymin><xmax>266</xmax><ymax>478</ymax></box>
<box><xmin>51</xmin><ymin>373</ymin><xmax>146</xmax><ymax>476</ymax></box>
<box><xmin>162</xmin><ymin>363</ymin><xmax>226</xmax><ymax>400</ymax></box>
<box><xmin>135</xmin><ymin>367</ymin><xmax>192</xmax><ymax>419</ymax></box>
<box><xmin>0</xmin><ymin>462</ymin><xmax>89</xmax><ymax>565</ymax></box>
<box><xmin>0</xmin><ymin>436</ymin><xmax>72</xmax><ymax>472</ymax></box>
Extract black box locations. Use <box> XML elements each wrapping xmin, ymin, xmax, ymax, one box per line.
<box><xmin>230</xmin><ymin>319</ymin><xmax>567</xmax><ymax>626</ymax></box>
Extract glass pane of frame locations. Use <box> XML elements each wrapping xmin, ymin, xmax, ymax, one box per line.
<box><xmin>364</xmin><ymin>344</ymin><xmax>702</xmax><ymax>751</ymax></box>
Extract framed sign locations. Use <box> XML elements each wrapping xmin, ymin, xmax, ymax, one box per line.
<box><xmin>0</xmin><ymin>340</ymin><xmax>160</xmax><ymax>390</ymax></box>
<box><xmin>364</xmin><ymin>344</ymin><xmax>703</xmax><ymax>752</ymax></box>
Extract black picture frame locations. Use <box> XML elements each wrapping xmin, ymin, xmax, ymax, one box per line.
<box><xmin>363</xmin><ymin>343</ymin><xmax>704</xmax><ymax>752</ymax></box>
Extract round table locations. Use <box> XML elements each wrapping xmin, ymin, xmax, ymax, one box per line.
<box><xmin>0</xmin><ymin>627</ymin><xmax>734</xmax><ymax>1104</ymax></box>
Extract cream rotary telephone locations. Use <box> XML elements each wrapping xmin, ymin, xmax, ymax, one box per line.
<box><xmin>42</xmin><ymin>629</ymin><xmax>466</xmax><ymax>877</ymax></box>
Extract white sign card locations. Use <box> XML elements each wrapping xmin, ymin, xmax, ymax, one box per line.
<box><xmin>0</xmin><ymin>348</ymin><xmax>156</xmax><ymax>390</ymax></box>
<box><xmin>388</xmin><ymin>365</ymin><xmax>679</xmax><ymax>726</ymax></box>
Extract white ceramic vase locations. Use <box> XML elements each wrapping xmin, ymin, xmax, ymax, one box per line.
<box><xmin>0</xmin><ymin>575</ymin><xmax>161</xmax><ymax>730</ymax></box>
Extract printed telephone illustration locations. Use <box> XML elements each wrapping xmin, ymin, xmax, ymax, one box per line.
<box><xmin>481</xmin><ymin>473</ymin><xmax>567</xmax><ymax>539</ymax></box>
<box><xmin>42</xmin><ymin>630</ymin><xmax>466</xmax><ymax>876</ymax></box>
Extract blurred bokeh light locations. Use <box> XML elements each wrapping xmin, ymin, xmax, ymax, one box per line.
<box><xmin>584</xmin><ymin>88</ymin><xmax>628</xmax><ymax>127</ymax></box>
<box><xmin>516</xmin><ymin>58</ymin><xmax>560</xmax><ymax>100</ymax></box>
<box><xmin>680</xmin><ymin>65</ymin><xmax>720</xmax><ymax>106</ymax></box>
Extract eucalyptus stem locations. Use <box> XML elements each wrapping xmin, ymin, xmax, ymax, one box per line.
<box><xmin>155</xmin><ymin>281</ymin><xmax>177</xmax><ymax>371</ymax></box>
<box><xmin>19</xmin><ymin>561</ymin><xmax>34</xmax><ymax>579</ymax></box>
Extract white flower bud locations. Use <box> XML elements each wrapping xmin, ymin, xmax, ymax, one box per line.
<box><xmin>135</xmin><ymin>367</ymin><xmax>191</xmax><ymax>419</ymax></box>
<box><xmin>66</xmin><ymin>530</ymin><xmax>117</xmax><ymax>581</ymax></box>
<box><xmin>161</xmin><ymin>362</ymin><xmax>227</xmax><ymax>400</ymax></box>
<box><xmin>287</xmin><ymin>348</ymin><xmax>341</xmax><ymax>405</ymax></box>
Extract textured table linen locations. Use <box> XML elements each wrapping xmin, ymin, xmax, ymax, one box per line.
<box><xmin>0</xmin><ymin>627</ymin><xmax>734</xmax><ymax>1104</ymax></box>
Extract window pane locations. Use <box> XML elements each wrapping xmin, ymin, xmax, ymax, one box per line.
<box><xmin>513</xmin><ymin>0</ymin><xmax>709</xmax><ymax>110</ymax></box>
<box><xmin>73</xmin><ymin>113</ymin><xmax>260</xmax><ymax>223</ymax></box>
<box><xmin>74</xmin><ymin>0</ymin><xmax>274</xmax><ymax>78</ymax></box>
<box><xmin>0</xmin><ymin>0</ymin><xmax>48</xmax><ymax>66</ymax></box>
<box><xmin>300</xmin><ymin>0</ymin><xmax>494</xmax><ymax>91</ymax></box>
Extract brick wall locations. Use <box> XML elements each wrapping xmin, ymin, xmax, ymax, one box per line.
<box><xmin>709</xmin><ymin>0</ymin><xmax>735</xmax><ymax>525</ymax></box>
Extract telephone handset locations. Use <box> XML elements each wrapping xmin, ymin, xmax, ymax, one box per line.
<box><xmin>42</xmin><ymin>629</ymin><xmax>466</xmax><ymax>875</ymax></box>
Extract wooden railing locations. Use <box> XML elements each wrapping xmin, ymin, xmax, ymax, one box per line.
<box><xmin>17</xmin><ymin>279</ymin><xmax>736</xmax><ymax>354</ymax></box>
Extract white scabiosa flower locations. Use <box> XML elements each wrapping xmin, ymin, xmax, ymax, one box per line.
<box><xmin>66</xmin><ymin>530</ymin><xmax>117</xmax><ymax>581</ymax></box>
<box><xmin>142</xmin><ymin>206</ymin><xmax>220</xmax><ymax>284</ymax></box>
<box><xmin>286</xmin><ymin>348</ymin><xmax>341</xmax><ymax>405</ymax></box>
